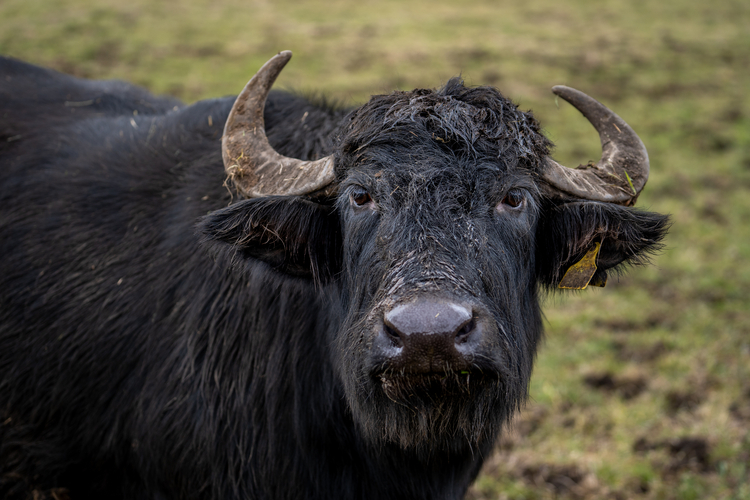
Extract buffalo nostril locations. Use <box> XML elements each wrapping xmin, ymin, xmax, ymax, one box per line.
<box><xmin>455</xmin><ymin>318</ymin><xmax>476</xmax><ymax>344</ymax></box>
<box><xmin>383</xmin><ymin>323</ymin><xmax>403</xmax><ymax>347</ymax></box>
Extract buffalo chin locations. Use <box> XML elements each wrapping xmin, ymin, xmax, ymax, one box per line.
<box><xmin>350</xmin><ymin>371</ymin><xmax>518</xmax><ymax>454</ymax></box>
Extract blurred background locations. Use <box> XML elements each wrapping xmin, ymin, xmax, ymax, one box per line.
<box><xmin>1</xmin><ymin>0</ymin><xmax>748</xmax><ymax>498</ymax></box>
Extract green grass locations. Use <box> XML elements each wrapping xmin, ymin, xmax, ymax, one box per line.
<box><xmin>2</xmin><ymin>0</ymin><xmax>750</xmax><ymax>498</ymax></box>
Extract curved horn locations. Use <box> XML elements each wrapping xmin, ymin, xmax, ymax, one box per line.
<box><xmin>222</xmin><ymin>51</ymin><xmax>335</xmax><ymax>198</ymax></box>
<box><xmin>542</xmin><ymin>86</ymin><xmax>649</xmax><ymax>206</ymax></box>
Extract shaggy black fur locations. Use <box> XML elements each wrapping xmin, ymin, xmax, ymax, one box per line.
<box><xmin>0</xmin><ymin>57</ymin><xmax>668</xmax><ymax>500</ymax></box>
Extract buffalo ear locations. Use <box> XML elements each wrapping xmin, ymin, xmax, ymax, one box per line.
<box><xmin>198</xmin><ymin>197</ymin><xmax>341</xmax><ymax>283</ymax></box>
<box><xmin>535</xmin><ymin>202</ymin><xmax>670</xmax><ymax>288</ymax></box>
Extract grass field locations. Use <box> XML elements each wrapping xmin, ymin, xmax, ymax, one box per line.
<box><xmin>2</xmin><ymin>0</ymin><xmax>749</xmax><ymax>498</ymax></box>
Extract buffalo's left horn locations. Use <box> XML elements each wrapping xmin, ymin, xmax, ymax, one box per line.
<box><xmin>222</xmin><ymin>50</ymin><xmax>335</xmax><ymax>198</ymax></box>
<box><xmin>542</xmin><ymin>86</ymin><xmax>649</xmax><ymax>206</ymax></box>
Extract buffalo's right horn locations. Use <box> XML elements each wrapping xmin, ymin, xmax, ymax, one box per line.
<box><xmin>541</xmin><ymin>86</ymin><xmax>649</xmax><ymax>206</ymax></box>
<box><xmin>222</xmin><ymin>51</ymin><xmax>336</xmax><ymax>199</ymax></box>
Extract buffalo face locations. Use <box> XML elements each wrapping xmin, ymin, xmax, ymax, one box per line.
<box><xmin>329</xmin><ymin>85</ymin><xmax>551</xmax><ymax>451</ymax></box>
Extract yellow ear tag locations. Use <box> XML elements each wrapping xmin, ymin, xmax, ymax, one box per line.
<box><xmin>558</xmin><ymin>241</ymin><xmax>606</xmax><ymax>290</ymax></box>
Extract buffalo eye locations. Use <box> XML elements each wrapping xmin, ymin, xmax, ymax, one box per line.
<box><xmin>350</xmin><ymin>187</ymin><xmax>374</xmax><ymax>209</ymax></box>
<box><xmin>496</xmin><ymin>189</ymin><xmax>527</xmax><ymax>212</ymax></box>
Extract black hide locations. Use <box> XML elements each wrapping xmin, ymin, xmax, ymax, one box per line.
<box><xmin>0</xmin><ymin>57</ymin><xmax>669</xmax><ymax>500</ymax></box>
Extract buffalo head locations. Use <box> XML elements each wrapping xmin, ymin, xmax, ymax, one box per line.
<box><xmin>201</xmin><ymin>51</ymin><xmax>668</xmax><ymax>454</ymax></box>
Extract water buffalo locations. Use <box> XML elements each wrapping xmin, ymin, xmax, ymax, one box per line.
<box><xmin>0</xmin><ymin>51</ymin><xmax>668</xmax><ymax>499</ymax></box>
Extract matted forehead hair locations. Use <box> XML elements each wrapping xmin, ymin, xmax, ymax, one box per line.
<box><xmin>336</xmin><ymin>77</ymin><xmax>552</xmax><ymax>168</ymax></box>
